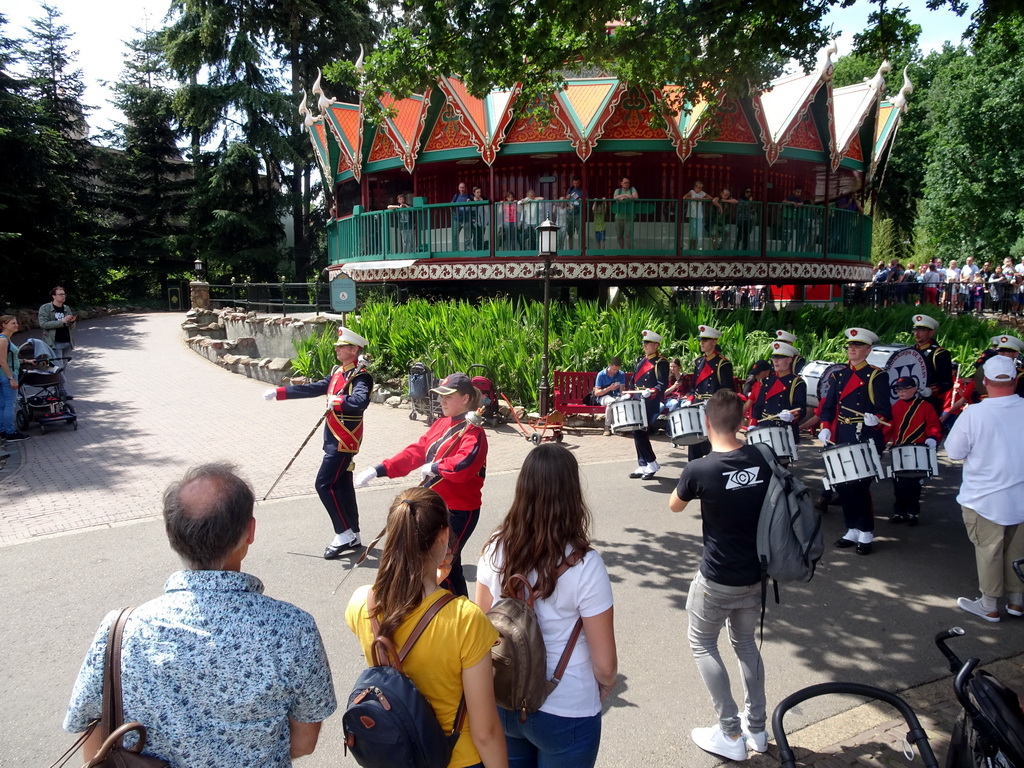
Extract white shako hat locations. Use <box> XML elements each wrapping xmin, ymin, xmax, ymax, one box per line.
<box><xmin>697</xmin><ymin>325</ymin><xmax>722</xmax><ymax>340</ymax></box>
<box><xmin>641</xmin><ymin>329</ymin><xmax>663</xmax><ymax>344</ymax></box>
<box><xmin>775</xmin><ymin>330</ymin><xmax>798</xmax><ymax>343</ymax></box>
<box><xmin>912</xmin><ymin>314</ymin><xmax>940</xmax><ymax>331</ymax></box>
<box><xmin>770</xmin><ymin>341</ymin><xmax>798</xmax><ymax>357</ymax></box>
<box><xmin>844</xmin><ymin>327</ymin><xmax>878</xmax><ymax>345</ymax></box>
<box><xmin>334</xmin><ymin>326</ymin><xmax>369</xmax><ymax>347</ymax></box>
<box><xmin>994</xmin><ymin>334</ymin><xmax>1024</xmax><ymax>353</ymax></box>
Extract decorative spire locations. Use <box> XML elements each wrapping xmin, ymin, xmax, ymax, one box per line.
<box><xmin>298</xmin><ymin>92</ymin><xmax>316</xmax><ymax>127</ymax></box>
<box><xmin>313</xmin><ymin>68</ymin><xmax>335</xmax><ymax>113</ymax></box>
<box><xmin>355</xmin><ymin>44</ymin><xmax>365</xmax><ymax>77</ymax></box>
<box><xmin>892</xmin><ymin>67</ymin><xmax>914</xmax><ymax>110</ymax></box>
<box><xmin>870</xmin><ymin>60</ymin><xmax>891</xmax><ymax>91</ymax></box>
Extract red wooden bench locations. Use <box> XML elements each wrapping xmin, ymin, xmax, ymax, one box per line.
<box><xmin>553</xmin><ymin>371</ymin><xmax>636</xmax><ymax>415</ymax></box>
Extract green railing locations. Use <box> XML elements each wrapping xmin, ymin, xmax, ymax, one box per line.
<box><xmin>331</xmin><ymin>199</ymin><xmax>870</xmax><ymax>264</ymax></box>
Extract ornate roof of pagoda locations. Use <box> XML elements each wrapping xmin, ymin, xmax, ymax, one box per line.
<box><xmin>302</xmin><ymin>46</ymin><xmax>911</xmax><ymax>185</ymax></box>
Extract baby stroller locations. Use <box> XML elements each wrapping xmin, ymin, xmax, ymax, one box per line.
<box><xmin>15</xmin><ymin>339</ymin><xmax>77</xmax><ymax>434</ymax></box>
<box><xmin>467</xmin><ymin>364</ymin><xmax>504</xmax><ymax>427</ymax></box>
<box><xmin>407</xmin><ymin>360</ymin><xmax>440</xmax><ymax>425</ymax></box>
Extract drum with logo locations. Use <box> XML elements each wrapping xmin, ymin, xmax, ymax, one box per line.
<box><xmin>606</xmin><ymin>399</ymin><xmax>645</xmax><ymax>434</ymax></box>
<box><xmin>668</xmin><ymin>403</ymin><xmax>707</xmax><ymax>446</ymax></box>
<box><xmin>802</xmin><ymin>360</ymin><xmax>846</xmax><ymax>408</ymax></box>
<box><xmin>866</xmin><ymin>345</ymin><xmax>928</xmax><ymax>405</ymax></box>
<box><xmin>821</xmin><ymin>441</ymin><xmax>885</xmax><ymax>490</ymax></box>
<box><xmin>746</xmin><ymin>424</ymin><xmax>797</xmax><ymax>463</ymax></box>
<box><xmin>887</xmin><ymin>444</ymin><xmax>939</xmax><ymax>479</ymax></box>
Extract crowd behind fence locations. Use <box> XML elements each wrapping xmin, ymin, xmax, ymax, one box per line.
<box><xmin>334</xmin><ymin>197</ymin><xmax>868</xmax><ymax>261</ymax></box>
<box><xmin>845</xmin><ymin>279</ymin><xmax>1024</xmax><ymax>315</ymax></box>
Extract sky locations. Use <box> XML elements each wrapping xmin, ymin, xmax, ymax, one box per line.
<box><xmin>2</xmin><ymin>0</ymin><xmax>981</xmax><ymax>137</ymax></box>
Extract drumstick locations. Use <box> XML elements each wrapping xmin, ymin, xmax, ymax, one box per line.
<box><xmin>840</xmin><ymin>404</ymin><xmax>891</xmax><ymax>427</ymax></box>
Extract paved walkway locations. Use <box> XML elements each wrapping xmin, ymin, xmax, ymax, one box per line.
<box><xmin>3</xmin><ymin>312</ymin><xmax>1023</xmax><ymax>768</ymax></box>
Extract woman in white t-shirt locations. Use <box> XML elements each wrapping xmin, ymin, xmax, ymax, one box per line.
<box><xmin>476</xmin><ymin>444</ymin><xmax>617</xmax><ymax>768</ymax></box>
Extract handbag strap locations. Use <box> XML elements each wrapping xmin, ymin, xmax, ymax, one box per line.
<box><xmin>102</xmin><ymin>608</ymin><xmax>134</xmax><ymax>736</ymax></box>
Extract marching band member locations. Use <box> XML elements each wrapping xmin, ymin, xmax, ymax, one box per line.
<box><xmin>775</xmin><ymin>330</ymin><xmax>806</xmax><ymax>374</ymax></box>
<box><xmin>629</xmin><ymin>329</ymin><xmax>669</xmax><ymax>480</ymax></box>
<box><xmin>688</xmin><ymin>325</ymin><xmax>734</xmax><ymax>462</ymax></box>
<box><xmin>265</xmin><ymin>326</ymin><xmax>373</xmax><ymax>559</ymax></box>
<box><xmin>356</xmin><ymin>372</ymin><xmax>488</xmax><ymax>598</ymax></box>
<box><xmin>750</xmin><ymin>341</ymin><xmax>807</xmax><ymax>447</ymax></box>
<box><xmin>884</xmin><ymin>376</ymin><xmax>942</xmax><ymax>527</ymax></box>
<box><xmin>910</xmin><ymin>314</ymin><xmax>953</xmax><ymax>416</ymax></box>
<box><xmin>818</xmin><ymin>327</ymin><xmax>891</xmax><ymax>556</ymax></box>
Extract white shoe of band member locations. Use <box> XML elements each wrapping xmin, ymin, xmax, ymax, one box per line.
<box><xmin>629</xmin><ymin>464</ymin><xmax>649</xmax><ymax>478</ymax></box>
<box><xmin>645</xmin><ymin>461</ymin><xmax>660</xmax><ymax>475</ymax></box>
<box><xmin>691</xmin><ymin>725</ymin><xmax>748</xmax><ymax>761</ymax></box>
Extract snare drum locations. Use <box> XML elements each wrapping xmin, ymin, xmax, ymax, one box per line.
<box><xmin>887</xmin><ymin>444</ymin><xmax>938</xmax><ymax>479</ymax></box>
<box><xmin>746</xmin><ymin>424</ymin><xmax>797</xmax><ymax>462</ymax></box>
<box><xmin>821</xmin><ymin>442</ymin><xmax>884</xmax><ymax>490</ymax></box>
<box><xmin>606</xmin><ymin>399</ymin><xmax>645</xmax><ymax>434</ymax></box>
<box><xmin>668</xmin><ymin>403</ymin><xmax>707</xmax><ymax>446</ymax></box>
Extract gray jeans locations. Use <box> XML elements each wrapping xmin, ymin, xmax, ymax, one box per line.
<box><xmin>686</xmin><ymin>571</ymin><xmax>766</xmax><ymax>735</ymax></box>
<box><xmin>53</xmin><ymin>342</ymin><xmax>73</xmax><ymax>394</ymax></box>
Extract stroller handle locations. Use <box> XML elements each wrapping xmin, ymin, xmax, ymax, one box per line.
<box><xmin>772</xmin><ymin>682</ymin><xmax>939</xmax><ymax>768</ymax></box>
<box><xmin>934</xmin><ymin>626</ymin><xmax>966</xmax><ymax>675</ymax></box>
<box><xmin>1014</xmin><ymin>557</ymin><xmax>1024</xmax><ymax>585</ymax></box>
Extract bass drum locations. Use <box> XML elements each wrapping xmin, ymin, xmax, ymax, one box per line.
<box><xmin>866</xmin><ymin>345</ymin><xmax>927</xmax><ymax>405</ymax></box>
<box><xmin>802</xmin><ymin>360</ymin><xmax>846</xmax><ymax>408</ymax></box>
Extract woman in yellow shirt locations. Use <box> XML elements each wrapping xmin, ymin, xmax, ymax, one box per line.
<box><xmin>345</xmin><ymin>487</ymin><xmax>508</xmax><ymax>768</ymax></box>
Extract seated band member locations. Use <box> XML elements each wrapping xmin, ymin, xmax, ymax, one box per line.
<box><xmin>750</xmin><ymin>341</ymin><xmax>807</xmax><ymax>450</ymax></box>
<box><xmin>629</xmin><ymin>329</ymin><xmax>669</xmax><ymax>480</ymax></box>
<box><xmin>817</xmin><ymin>327</ymin><xmax>891</xmax><ymax>556</ymax></box>
<box><xmin>687</xmin><ymin>325</ymin><xmax>734</xmax><ymax>462</ymax></box>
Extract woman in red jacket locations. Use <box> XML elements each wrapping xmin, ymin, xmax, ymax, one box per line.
<box><xmin>356</xmin><ymin>372</ymin><xmax>488</xmax><ymax>597</ymax></box>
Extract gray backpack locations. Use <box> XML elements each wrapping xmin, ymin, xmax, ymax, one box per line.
<box><xmin>751</xmin><ymin>443</ymin><xmax>824</xmax><ymax>603</ymax></box>
<box><xmin>486</xmin><ymin>557</ymin><xmax>583</xmax><ymax>721</ymax></box>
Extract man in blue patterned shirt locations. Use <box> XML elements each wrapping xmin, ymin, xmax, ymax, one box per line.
<box><xmin>64</xmin><ymin>463</ymin><xmax>337</xmax><ymax>766</ymax></box>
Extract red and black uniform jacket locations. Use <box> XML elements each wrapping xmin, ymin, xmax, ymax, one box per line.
<box><xmin>692</xmin><ymin>352</ymin><xmax>734</xmax><ymax>401</ymax></box>
<box><xmin>885</xmin><ymin>397</ymin><xmax>942</xmax><ymax>446</ymax></box>
<box><xmin>750</xmin><ymin>372</ymin><xmax>807</xmax><ymax>437</ymax></box>
<box><xmin>916</xmin><ymin>340</ymin><xmax>953</xmax><ymax>410</ymax></box>
<box><xmin>276</xmin><ymin>362</ymin><xmax>373</xmax><ymax>453</ymax></box>
<box><xmin>633</xmin><ymin>353</ymin><xmax>670</xmax><ymax>401</ymax></box>
<box><xmin>378</xmin><ymin>413</ymin><xmax>487</xmax><ymax>511</ymax></box>
<box><xmin>819</xmin><ymin>361</ymin><xmax>891</xmax><ymax>449</ymax></box>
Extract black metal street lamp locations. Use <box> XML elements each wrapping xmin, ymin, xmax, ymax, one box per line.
<box><xmin>536</xmin><ymin>218</ymin><xmax>560</xmax><ymax>417</ymax></box>
<box><xmin>193</xmin><ymin>258</ymin><xmax>205</xmax><ymax>282</ymax></box>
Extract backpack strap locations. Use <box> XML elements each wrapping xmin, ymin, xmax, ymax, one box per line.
<box><xmin>549</xmin><ymin>550</ymin><xmax>585</xmax><ymax>684</ymax></box>
<box><xmin>750</xmin><ymin>444</ymin><xmax>782</xmax><ymax>645</ymax></box>
<box><xmin>102</xmin><ymin>608</ymin><xmax>135</xmax><ymax>736</ymax></box>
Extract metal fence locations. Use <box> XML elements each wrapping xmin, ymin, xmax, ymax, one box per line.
<box><xmin>844</xmin><ymin>280</ymin><xmax>1024</xmax><ymax>315</ymax></box>
<box><xmin>208</xmin><ymin>281</ymin><xmax>332</xmax><ymax>315</ymax></box>
<box><xmin>332</xmin><ymin>198</ymin><xmax>871</xmax><ymax>262</ymax></box>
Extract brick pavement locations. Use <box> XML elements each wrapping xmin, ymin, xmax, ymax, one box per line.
<box><xmin>0</xmin><ymin>312</ymin><xmax>632</xmax><ymax>544</ymax></box>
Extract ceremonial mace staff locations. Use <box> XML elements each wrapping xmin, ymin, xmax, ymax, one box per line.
<box><xmin>262</xmin><ymin>409</ymin><xmax>329</xmax><ymax>502</ymax></box>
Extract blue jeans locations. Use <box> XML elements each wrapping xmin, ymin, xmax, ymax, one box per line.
<box><xmin>498</xmin><ymin>707</ymin><xmax>602</xmax><ymax>768</ymax></box>
<box><xmin>0</xmin><ymin>380</ymin><xmax>15</xmax><ymax>433</ymax></box>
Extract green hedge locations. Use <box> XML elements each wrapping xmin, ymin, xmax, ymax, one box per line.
<box><xmin>292</xmin><ymin>299</ymin><xmax>1001</xmax><ymax>407</ymax></box>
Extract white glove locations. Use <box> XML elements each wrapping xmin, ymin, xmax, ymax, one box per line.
<box><xmin>419</xmin><ymin>463</ymin><xmax>438</xmax><ymax>481</ymax></box>
<box><xmin>641</xmin><ymin>389</ymin><xmax>654</xmax><ymax>399</ymax></box>
<box><xmin>262</xmin><ymin>388</ymin><xmax>277</xmax><ymax>401</ymax></box>
<box><xmin>925</xmin><ymin>438</ymin><xmax>938</xmax><ymax>449</ymax></box>
<box><xmin>921</xmin><ymin>386</ymin><xmax>933</xmax><ymax>398</ymax></box>
<box><xmin>355</xmin><ymin>468</ymin><xmax>377</xmax><ymax>488</ymax></box>
<box><xmin>818</xmin><ymin>428</ymin><xmax>832</xmax><ymax>444</ymax></box>
<box><xmin>777</xmin><ymin>411</ymin><xmax>794</xmax><ymax>423</ymax></box>
<box><xmin>327</xmin><ymin>395</ymin><xmax>343</xmax><ymax>410</ymax></box>
<box><xmin>863</xmin><ymin>412</ymin><xmax>879</xmax><ymax>427</ymax></box>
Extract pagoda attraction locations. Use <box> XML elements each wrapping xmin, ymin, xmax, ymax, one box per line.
<box><xmin>302</xmin><ymin>45</ymin><xmax>912</xmax><ymax>301</ymax></box>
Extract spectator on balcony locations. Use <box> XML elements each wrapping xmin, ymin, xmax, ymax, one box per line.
<box><xmin>498</xmin><ymin>191</ymin><xmax>520</xmax><ymax>250</ymax></box>
<box><xmin>830</xmin><ymin>193</ymin><xmax>862</xmax><ymax>253</ymax></box>
<box><xmin>711</xmin><ymin>188</ymin><xmax>738</xmax><ymax>250</ymax></box>
<box><xmin>452</xmin><ymin>182</ymin><xmax>474</xmax><ymax>251</ymax></box>
<box><xmin>613</xmin><ymin>177</ymin><xmax>638</xmax><ymax>250</ymax></box>
<box><xmin>782</xmin><ymin>185</ymin><xmax>806</xmax><ymax>251</ymax></box>
<box><xmin>683</xmin><ymin>180</ymin><xmax>708</xmax><ymax>250</ymax></box>
<box><xmin>565</xmin><ymin>176</ymin><xmax>585</xmax><ymax>249</ymax></box>
<box><xmin>386</xmin><ymin>194</ymin><xmax>415</xmax><ymax>253</ymax></box>
<box><xmin>518</xmin><ymin>189</ymin><xmax>545</xmax><ymax>250</ymax></box>
<box><xmin>736</xmin><ymin>188</ymin><xmax>757</xmax><ymax>251</ymax></box>
<box><xmin>472</xmin><ymin>186</ymin><xmax>489</xmax><ymax>251</ymax></box>
<box><xmin>592</xmin><ymin>199</ymin><xmax>607</xmax><ymax>249</ymax></box>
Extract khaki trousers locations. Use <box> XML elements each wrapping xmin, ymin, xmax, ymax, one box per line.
<box><xmin>961</xmin><ymin>506</ymin><xmax>1024</xmax><ymax>599</ymax></box>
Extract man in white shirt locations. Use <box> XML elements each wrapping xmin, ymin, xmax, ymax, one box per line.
<box><xmin>945</xmin><ymin>355</ymin><xmax>1024</xmax><ymax>622</ymax></box>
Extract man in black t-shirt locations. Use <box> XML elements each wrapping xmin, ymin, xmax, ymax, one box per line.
<box><xmin>669</xmin><ymin>389</ymin><xmax>771</xmax><ymax>762</ymax></box>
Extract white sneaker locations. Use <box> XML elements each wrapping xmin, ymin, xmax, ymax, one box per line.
<box><xmin>646</xmin><ymin>461</ymin><xmax>661</xmax><ymax>475</ymax></box>
<box><xmin>691</xmin><ymin>725</ymin><xmax>748</xmax><ymax>761</ymax></box>
<box><xmin>740</xmin><ymin>714</ymin><xmax>769</xmax><ymax>753</ymax></box>
<box><xmin>957</xmin><ymin>596</ymin><xmax>1000</xmax><ymax>623</ymax></box>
